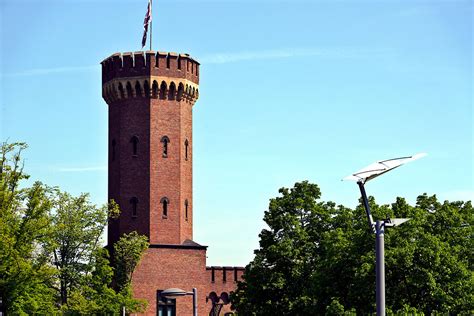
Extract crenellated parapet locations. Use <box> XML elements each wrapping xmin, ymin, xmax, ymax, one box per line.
<box><xmin>206</xmin><ymin>266</ymin><xmax>245</xmax><ymax>284</ymax></box>
<box><xmin>101</xmin><ymin>51</ymin><xmax>199</xmax><ymax>105</ymax></box>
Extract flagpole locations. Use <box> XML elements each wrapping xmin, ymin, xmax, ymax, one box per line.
<box><xmin>149</xmin><ymin>0</ymin><xmax>153</xmax><ymax>51</ymax></box>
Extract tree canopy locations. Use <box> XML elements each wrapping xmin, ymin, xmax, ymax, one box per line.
<box><xmin>232</xmin><ymin>181</ymin><xmax>473</xmax><ymax>315</ymax></box>
<box><xmin>0</xmin><ymin>142</ymin><xmax>148</xmax><ymax>314</ymax></box>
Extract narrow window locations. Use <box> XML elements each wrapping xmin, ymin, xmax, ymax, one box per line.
<box><xmin>161</xmin><ymin>136</ymin><xmax>170</xmax><ymax>158</ymax></box>
<box><xmin>211</xmin><ymin>267</ymin><xmax>215</xmax><ymax>283</ymax></box>
<box><xmin>160</xmin><ymin>197</ymin><xmax>169</xmax><ymax>218</ymax></box>
<box><xmin>118</xmin><ymin>83</ymin><xmax>125</xmax><ymax>99</ymax></box>
<box><xmin>131</xmin><ymin>136</ymin><xmax>139</xmax><ymax>156</ymax></box>
<box><xmin>157</xmin><ymin>291</ymin><xmax>176</xmax><ymax>316</ymax></box>
<box><xmin>111</xmin><ymin>139</ymin><xmax>116</xmax><ymax>161</ymax></box>
<box><xmin>159</xmin><ymin>81</ymin><xmax>167</xmax><ymax>99</ymax></box>
<box><xmin>220</xmin><ymin>292</ymin><xmax>230</xmax><ymax>305</ymax></box>
<box><xmin>143</xmin><ymin>80</ymin><xmax>150</xmax><ymax>98</ymax></box>
<box><xmin>185</xmin><ymin>199</ymin><xmax>189</xmax><ymax>221</ymax></box>
<box><xmin>152</xmin><ymin>80</ymin><xmax>159</xmax><ymax>98</ymax></box>
<box><xmin>166</xmin><ymin>56</ymin><xmax>170</xmax><ymax>69</ymax></box>
<box><xmin>130</xmin><ymin>197</ymin><xmax>138</xmax><ymax>217</ymax></box>
<box><xmin>184</xmin><ymin>139</ymin><xmax>189</xmax><ymax>161</ymax></box>
<box><xmin>135</xmin><ymin>81</ymin><xmax>142</xmax><ymax>97</ymax></box>
<box><xmin>168</xmin><ymin>82</ymin><xmax>176</xmax><ymax>100</ymax></box>
<box><xmin>126</xmin><ymin>81</ymin><xmax>133</xmax><ymax>98</ymax></box>
<box><xmin>177</xmin><ymin>83</ymin><xmax>184</xmax><ymax>101</ymax></box>
<box><xmin>223</xmin><ymin>267</ymin><xmax>227</xmax><ymax>283</ymax></box>
<box><xmin>177</xmin><ymin>56</ymin><xmax>181</xmax><ymax>70</ymax></box>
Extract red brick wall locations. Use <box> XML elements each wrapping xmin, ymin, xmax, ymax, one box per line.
<box><xmin>108</xmin><ymin>97</ymin><xmax>151</xmax><ymax>246</ymax></box>
<box><xmin>205</xmin><ymin>266</ymin><xmax>245</xmax><ymax>315</ymax></box>
<box><xmin>102</xmin><ymin>52</ymin><xmax>245</xmax><ymax>316</ymax></box>
<box><xmin>149</xmin><ymin>95</ymin><xmax>193</xmax><ymax>244</ymax></box>
<box><xmin>102</xmin><ymin>51</ymin><xmax>199</xmax><ymax>245</ymax></box>
<box><xmin>131</xmin><ymin>246</ymin><xmax>207</xmax><ymax>315</ymax></box>
<box><xmin>131</xmin><ymin>247</ymin><xmax>244</xmax><ymax>315</ymax></box>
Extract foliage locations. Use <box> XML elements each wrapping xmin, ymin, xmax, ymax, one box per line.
<box><xmin>48</xmin><ymin>190</ymin><xmax>111</xmax><ymax>305</ymax></box>
<box><xmin>0</xmin><ymin>142</ymin><xmax>148</xmax><ymax>314</ymax></box>
<box><xmin>232</xmin><ymin>181</ymin><xmax>473</xmax><ymax>315</ymax></box>
<box><xmin>0</xmin><ymin>142</ymin><xmax>57</xmax><ymax>314</ymax></box>
<box><xmin>62</xmin><ymin>248</ymin><xmax>147</xmax><ymax>314</ymax></box>
<box><xmin>113</xmin><ymin>231</ymin><xmax>150</xmax><ymax>291</ymax></box>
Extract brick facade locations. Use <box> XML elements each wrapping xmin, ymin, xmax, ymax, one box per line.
<box><xmin>102</xmin><ymin>51</ymin><xmax>244</xmax><ymax>315</ymax></box>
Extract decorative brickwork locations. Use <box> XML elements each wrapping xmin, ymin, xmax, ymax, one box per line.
<box><xmin>102</xmin><ymin>51</ymin><xmax>245</xmax><ymax>315</ymax></box>
<box><xmin>102</xmin><ymin>51</ymin><xmax>197</xmax><ymax>246</ymax></box>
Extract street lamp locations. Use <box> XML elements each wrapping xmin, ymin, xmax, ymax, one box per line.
<box><xmin>161</xmin><ymin>287</ymin><xmax>198</xmax><ymax>316</ymax></box>
<box><xmin>344</xmin><ymin>153</ymin><xmax>426</xmax><ymax>316</ymax></box>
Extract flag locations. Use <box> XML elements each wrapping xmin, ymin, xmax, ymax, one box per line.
<box><xmin>141</xmin><ymin>0</ymin><xmax>152</xmax><ymax>48</ymax></box>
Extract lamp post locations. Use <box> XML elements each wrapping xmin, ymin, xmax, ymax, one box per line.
<box><xmin>344</xmin><ymin>153</ymin><xmax>426</xmax><ymax>316</ymax></box>
<box><xmin>161</xmin><ymin>287</ymin><xmax>198</xmax><ymax>316</ymax></box>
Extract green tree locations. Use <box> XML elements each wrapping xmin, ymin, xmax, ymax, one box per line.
<box><xmin>232</xmin><ymin>181</ymin><xmax>326</xmax><ymax>314</ymax></box>
<box><xmin>232</xmin><ymin>181</ymin><xmax>473</xmax><ymax>315</ymax></box>
<box><xmin>113</xmin><ymin>231</ymin><xmax>150</xmax><ymax>291</ymax></box>
<box><xmin>63</xmin><ymin>247</ymin><xmax>147</xmax><ymax>315</ymax></box>
<box><xmin>47</xmin><ymin>190</ymin><xmax>114</xmax><ymax>305</ymax></box>
<box><xmin>0</xmin><ymin>141</ymin><xmax>149</xmax><ymax>314</ymax></box>
<box><xmin>0</xmin><ymin>142</ymin><xmax>57</xmax><ymax>314</ymax></box>
<box><xmin>48</xmin><ymin>193</ymin><xmax>148</xmax><ymax>314</ymax></box>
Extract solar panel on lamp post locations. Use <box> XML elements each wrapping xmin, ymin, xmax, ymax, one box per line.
<box><xmin>343</xmin><ymin>153</ymin><xmax>426</xmax><ymax>316</ymax></box>
<box><xmin>161</xmin><ymin>287</ymin><xmax>198</xmax><ymax>316</ymax></box>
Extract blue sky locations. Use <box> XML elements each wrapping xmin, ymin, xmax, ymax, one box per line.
<box><xmin>1</xmin><ymin>0</ymin><xmax>472</xmax><ymax>266</ymax></box>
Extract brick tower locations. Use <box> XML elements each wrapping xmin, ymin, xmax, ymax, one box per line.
<box><xmin>101</xmin><ymin>51</ymin><xmax>243</xmax><ymax>315</ymax></box>
<box><xmin>102</xmin><ymin>51</ymin><xmax>199</xmax><ymax>247</ymax></box>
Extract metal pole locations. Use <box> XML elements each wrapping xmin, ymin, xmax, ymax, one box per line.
<box><xmin>357</xmin><ymin>181</ymin><xmax>375</xmax><ymax>233</ymax></box>
<box><xmin>149</xmin><ymin>0</ymin><xmax>153</xmax><ymax>51</ymax></box>
<box><xmin>192</xmin><ymin>288</ymin><xmax>198</xmax><ymax>316</ymax></box>
<box><xmin>376</xmin><ymin>220</ymin><xmax>385</xmax><ymax>316</ymax></box>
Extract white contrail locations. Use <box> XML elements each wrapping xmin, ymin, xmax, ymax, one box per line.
<box><xmin>57</xmin><ymin>166</ymin><xmax>107</xmax><ymax>172</ymax></box>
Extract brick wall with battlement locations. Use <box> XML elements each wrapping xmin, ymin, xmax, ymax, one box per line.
<box><xmin>101</xmin><ymin>51</ymin><xmax>245</xmax><ymax>315</ymax></box>
<box><xmin>102</xmin><ymin>51</ymin><xmax>198</xmax><ymax>247</ymax></box>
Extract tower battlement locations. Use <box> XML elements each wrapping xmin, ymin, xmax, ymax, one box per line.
<box><xmin>101</xmin><ymin>49</ymin><xmax>242</xmax><ymax>315</ymax></box>
<box><xmin>101</xmin><ymin>51</ymin><xmax>199</xmax><ymax>105</ymax></box>
<box><xmin>101</xmin><ymin>51</ymin><xmax>200</xmax><ymax>84</ymax></box>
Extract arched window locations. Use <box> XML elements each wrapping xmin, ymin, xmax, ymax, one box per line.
<box><xmin>152</xmin><ymin>80</ymin><xmax>159</xmax><ymax>98</ymax></box>
<box><xmin>143</xmin><ymin>80</ymin><xmax>150</xmax><ymax>98</ymax></box>
<box><xmin>161</xmin><ymin>136</ymin><xmax>170</xmax><ymax>158</ymax></box>
<box><xmin>159</xmin><ymin>81</ymin><xmax>167</xmax><ymax>99</ymax></box>
<box><xmin>118</xmin><ymin>82</ymin><xmax>125</xmax><ymax>99</ymax></box>
<box><xmin>135</xmin><ymin>81</ymin><xmax>142</xmax><ymax>97</ymax></box>
<box><xmin>111</xmin><ymin>139</ymin><xmax>116</xmax><ymax>161</ymax></box>
<box><xmin>130</xmin><ymin>197</ymin><xmax>138</xmax><ymax>217</ymax></box>
<box><xmin>126</xmin><ymin>81</ymin><xmax>133</xmax><ymax>98</ymax></box>
<box><xmin>185</xmin><ymin>199</ymin><xmax>189</xmax><ymax>221</ymax></box>
<box><xmin>208</xmin><ymin>291</ymin><xmax>219</xmax><ymax>303</ymax></box>
<box><xmin>160</xmin><ymin>197</ymin><xmax>169</xmax><ymax>217</ymax></box>
<box><xmin>177</xmin><ymin>83</ymin><xmax>184</xmax><ymax>101</ymax></box>
<box><xmin>168</xmin><ymin>82</ymin><xmax>176</xmax><ymax>100</ymax></box>
<box><xmin>184</xmin><ymin>139</ymin><xmax>189</xmax><ymax>161</ymax></box>
<box><xmin>131</xmin><ymin>136</ymin><xmax>139</xmax><ymax>156</ymax></box>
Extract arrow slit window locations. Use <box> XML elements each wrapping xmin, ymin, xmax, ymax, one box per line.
<box><xmin>161</xmin><ymin>136</ymin><xmax>169</xmax><ymax>158</ymax></box>
<box><xmin>160</xmin><ymin>197</ymin><xmax>169</xmax><ymax>218</ymax></box>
